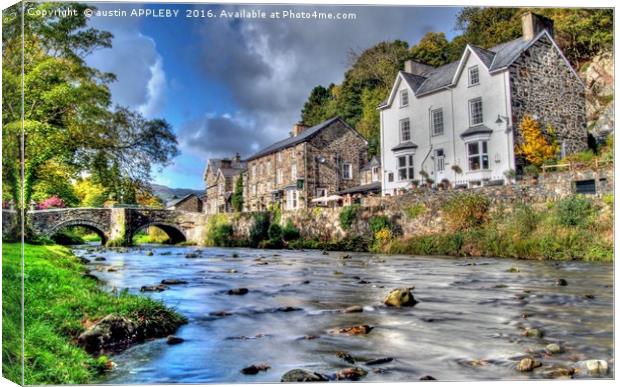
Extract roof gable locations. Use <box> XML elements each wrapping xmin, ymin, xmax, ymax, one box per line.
<box><xmin>381</xmin><ymin>30</ymin><xmax>580</xmax><ymax>106</ymax></box>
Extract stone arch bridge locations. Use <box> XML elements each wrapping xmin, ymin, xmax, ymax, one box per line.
<box><xmin>26</xmin><ymin>207</ymin><xmax>207</xmax><ymax>245</ymax></box>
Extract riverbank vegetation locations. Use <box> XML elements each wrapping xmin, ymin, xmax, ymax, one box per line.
<box><xmin>385</xmin><ymin>194</ymin><xmax>613</xmax><ymax>262</ymax></box>
<box><xmin>1</xmin><ymin>243</ymin><xmax>186</xmax><ymax>384</ymax></box>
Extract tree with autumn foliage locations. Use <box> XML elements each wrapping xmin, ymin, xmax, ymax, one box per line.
<box><xmin>516</xmin><ymin>115</ymin><xmax>560</xmax><ymax>167</ymax></box>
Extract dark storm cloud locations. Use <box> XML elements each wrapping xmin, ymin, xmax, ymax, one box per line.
<box><xmin>178</xmin><ymin>113</ymin><xmax>264</xmax><ymax>159</ymax></box>
<box><xmin>188</xmin><ymin>5</ymin><xmax>460</xmax><ymax>158</ymax></box>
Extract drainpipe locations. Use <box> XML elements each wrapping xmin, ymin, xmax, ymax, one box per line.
<box><xmin>450</xmin><ymin>88</ymin><xmax>457</xmax><ymax>183</ymax></box>
<box><xmin>303</xmin><ymin>143</ymin><xmax>308</xmax><ymax>209</ymax></box>
<box><xmin>380</xmin><ymin>109</ymin><xmax>386</xmax><ymax>196</ymax></box>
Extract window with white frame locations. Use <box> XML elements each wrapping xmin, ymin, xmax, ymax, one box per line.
<box><xmin>277</xmin><ymin>152</ymin><xmax>282</xmax><ymax>162</ymax></box>
<box><xmin>400</xmin><ymin>89</ymin><xmax>409</xmax><ymax>107</ymax></box>
<box><xmin>468</xmin><ymin>66</ymin><xmax>480</xmax><ymax>86</ymax></box>
<box><xmin>372</xmin><ymin>166</ymin><xmax>379</xmax><ymax>182</ymax></box>
<box><xmin>467</xmin><ymin>141</ymin><xmax>489</xmax><ymax>171</ymax></box>
<box><xmin>397</xmin><ymin>154</ymin><xmax>414</xmax><ymax>181</ymax></box>
<box><xmin>435</xmin><ymin>148</ymin><xmax>445</xmax><ymax>172</ymax></box>
<box><xmin>400</xmin><ymin>118</ymin><xmax>411</xmax><ymax>142</ymax></box>
<box><xmin>388</xmin><ymin>172</ymin><xmax>394</xmax><ymax>182</ymax></box>
<box><xmin>266</xmin><ymin>160</ymin><xmax>271</xmax><ymax>173</ymax></box>
<box><xmin>276</xmin><ymin>168</ymin><xmax>283</xmax><ymax>184</ymax></box>
<box><xmin>342</xmin><ymin>162</ymin><xmax>352</xmax><ymax>180</ymax></box>
<box><xmin>431</xmin><ymin>108</ymin><xmax>444</xmax><ymax>136</ymax></box>
<box><xmin>251</xmin><ymin>165</ymin><xmax>256</xmax><ymax>177</ymax></box>
<box><xmin>252</xmin><ymin>184</ymin><xmax>257</xmax><ymax>195</ymax></box>
<box><xmin>469</xmin><ymin>98</ymin><xmax>483</xmax><ymax>126</ymax></box>
<box><xmin>286</xmin><ymin>189</ymin><xmax>298</xmax><ymax>210</ymax></box>
<box><xmin>316</xmin><ymin>187</ymin><xmax>327</xmax><ymax>197</ymax></box>
<box><xmin>291</xmin><ymin>163</ymin><xmax>297</xmax><ymax>180</ymax></box>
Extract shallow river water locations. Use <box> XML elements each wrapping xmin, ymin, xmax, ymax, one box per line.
<box><xmin>73</xmin><ymin>245</ymin><xmax>613</xmax><ymax>383</ymax></box>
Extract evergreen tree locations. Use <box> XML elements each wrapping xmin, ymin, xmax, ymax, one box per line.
<box><xmin>231</xmin><ymin>175</ymin><xmax>244</xmax><ymax>212</ymax></box>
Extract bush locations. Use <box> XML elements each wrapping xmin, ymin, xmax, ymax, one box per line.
<box><xmin>405</xmin><ymin>203</ymin><xmax>426</xmax><ymax>219</ymax></box>
<box><xmin>369</xmin><ymin>215</ymin><xmax>391</xmax><ymax>233</ymax></box>
<box><xmin>249</xmin><ymin>212</ymin><xmax>270</xmax><ymax>247</ymax></box>
<box><xmin>339</xmin><ymin>204</ymin><xmax>360</xmax><ymax>230</ymax></box>
<box><xmin>204</xmin><ymin>214</ymin><xmax>232</xmax><ymax>246</ymax></box>
<box><xmin>554</xmin><ymin>195</ymin><xmax>594</xmax><ymax>227</ymax></box>
<box><xmin>212</xmin><ymin>224</ymin><xmax>234</xmax><ymax>247</ymax></box>
<box><xmin>442</xmin><ymin>192</ymin><xmax>490</xmax><ymax>231</ymax></box>
<box><xmin>281</xmin><ymin>220</ymin><xmax>300</xmax><ymax>241</ymax></box>
<box><xmin>268</xmin><ymin>223</ymin><xmax>282</xmax><ymax>241</ymax></box>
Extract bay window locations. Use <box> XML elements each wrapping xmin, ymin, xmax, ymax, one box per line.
<box><xmin>467</xmin><ymin>141</ymin><xmax>489</xmax><ymax>171</ymax></box>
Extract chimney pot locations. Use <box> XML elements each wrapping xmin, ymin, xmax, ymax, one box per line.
<box><xmin>404</xmin><ymin>59</ymin><xmax>435</xmax><ymax>76</ymax></box>
<box><xmin>521</xmin><ymin>12</ymin><xmax>554</xmax><ymax>41</ymax></box>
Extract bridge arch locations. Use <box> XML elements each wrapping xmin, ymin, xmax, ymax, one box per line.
<box><xmin>46</xmin><ymin>219</ymin><xmax>109</xmax><ymax>245</ymax></box>
<box><xmin>130</xmin><ymin>222</ymin><xmax>187</xmax><ymax>245</ymax></box>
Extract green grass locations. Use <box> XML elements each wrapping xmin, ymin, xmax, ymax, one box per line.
<box><xmin>2</xmin><ymin>243</ymin><xmax>186</xmax><ymax>384</ymax></box>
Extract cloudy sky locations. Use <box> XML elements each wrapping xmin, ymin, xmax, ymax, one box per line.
<box><xmin>86</xmin><ymin>2</ymin><xmax>461</xmax><ymax>189</ymax></box>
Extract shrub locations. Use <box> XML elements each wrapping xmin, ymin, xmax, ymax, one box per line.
<box><xmin>204</xmin><ymin>214</ymin><xmax>231</xmax><ymax>246</ymax></box>
<box><xmin>405</xmin><ymin>203</ymin><xmax>426</xmax><ymax>219</ymax></box>
<box><xmin>249</xmin><ymin>212</ymin><xmax>270</xmax><ymax>247</ymax></box>
<box><xmin>339</xmin><ymin>204</ymin><xmax>360</xmax><ymax>230</ymax></box>
<box><xmin>442</xmin><ymin>192</ymin><xmax>490</xmax><ymax>231</ymax></box>
<box><xmin>602</xmin><ymin>193</ymin><xmax>614</xmax><ymax>208</ymax></box>
<box><xmin>281</xmin><ymin>220</ymin><xmax>300</xmax><ymax>241</ymax></box>
<box><xmin>38</xmin><ymin>195</ymin><xmax>66</xmax><ymax>209</ymax></box>
<box><xmin>212</xmin><ymin>224</ymin><xmax>234</xmax><ymax>247</ymax></box>
<box><xmin>369</xmin><ymin>215</ymin><xmax>391</xmax><ymax>233</ymax></box>
<box><xmin>554</xmin><ymin>195</ymin><xmax>594</xmax><ymax>227</ymax></box>
<box><xmin>523</xmin><ymin>164</ymin><xmax>540</xmax><ymax>177</ymax></box>
<box><xmin>268</xmin><ymin>223</ymin><xmax>282</xmax><ymax>241</ymax></box>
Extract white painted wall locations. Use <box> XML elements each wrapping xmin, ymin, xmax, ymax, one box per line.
<box><xmin>380</xmin><ymin>49</ymin><xmax>515</xmax><ymax>196</ymax></box>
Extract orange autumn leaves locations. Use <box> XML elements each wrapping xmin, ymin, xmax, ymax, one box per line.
<box><xmin>516</xmin><ymin>115</ymin><xmax>560</xmax><ymax>167</ymax></box>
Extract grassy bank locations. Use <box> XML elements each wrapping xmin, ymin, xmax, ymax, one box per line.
<box><xmin>1</xmin><ymin>243</ymin><xmax>186</xmax><ymax>385</ymax></box>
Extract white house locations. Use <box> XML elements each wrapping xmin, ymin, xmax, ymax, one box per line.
<box><xmin>379</xmin><ymin>12</ymin><xmax>586</xmax><ymax>195</ymax></box>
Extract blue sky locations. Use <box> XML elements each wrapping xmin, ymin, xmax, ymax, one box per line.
<box><xmin>85</xmin><ymin>2</ymin><xmax>461</xmax><ymax>189</ymax></box>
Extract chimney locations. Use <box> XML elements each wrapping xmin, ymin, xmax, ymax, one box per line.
<box><xmin>233</xmin><ymin>152</ymin><xmax>241</xmax><ymax>162</ymax></box>
<box><xmin>291</xmin><ymin>122</ymin><xmax>308</xmax><ymax>137</ymax></box>
<box><xmin>521</xmin><ymin>12</ymin><xmax>554</xmax><ymax>41</ymax></box>
<box><xmin>404</xmin><ymin>60</ymin><xmax>434</xmax><ymax>76</ymax></box>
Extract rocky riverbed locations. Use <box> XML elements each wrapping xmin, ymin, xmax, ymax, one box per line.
<box><xmin>73</xmin><ymin>245</ymin><xmax>614</xmax><ymax>383</ymax></box>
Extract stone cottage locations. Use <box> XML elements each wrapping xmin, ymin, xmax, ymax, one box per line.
<box><xmin>203</xmin><ymin>154</ymin><xmax>247</xmax><ymax>214</ymax></box>
<box><xmin>165</xmin><ymin>193</ymin><xmax>203</xmax><ymax>212</ymax></box>
<box><xmin>244</xmin><ymin>116</ymin><xmax>368</xmax><ymax>211</ymax></box>
<box><xmin>379</xmin><ymin>12</ymin><xmax>587</xmax><ymax>195</ymax></box>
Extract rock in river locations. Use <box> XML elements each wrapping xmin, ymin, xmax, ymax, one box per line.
<box><xmin>365</xmin><ymin>357</ymin><xmax>394</xmax><ymax>366</ymax></box>
<box><xmin>517</xmin><ymin>357</ymin><xmax>542</xmax><ymax>372</ymax></box>
<box><xmin>523</xmin><ymin>328</ymin><xmax>543</xmax><ymax>338</ymax></box>
<box><xmin>384</xmin><ymin>287</ymin><xmax>417</xmax><ymax>307</ymax></box>
<box><xmin>583</xmin><ymin>359</ymin><xmax>608</xmax><ymax>375</ymax></box>
<box><xmin>419</xmin><ymin>375</ymin><xmax>437</xmax><ymax>380</ymax></box>
<box><xmin>241</xmin><ymin>363</ymin><xmax>270</xmax><ymax>375</ymax></box>
<box><xmin>556</xmin><ymin>278</ymin><xmax>568</xmax><ymax>286</ymax></box>
<box><xmin>335</xmin><ymin>367</ymin><xmax>367</xmax><ymax>380</ymax></box>
<box><xmin>281</xmin><ymin>369</ymin><xmax>328</xmax><ymax>382</ymax></box>
<box><xmin>328</xmin><ymin>325</ymin><xmax>373</xmax><ymax>335</ymax></box>
<box><xmin>161</xmin><ymin>279</ymin><xmax>188</xmax><ymax>285</ymax></box>
<box><xmin>78</xmin><ymin>314</ymin><xmax>138</xmax><ymax>354</ymax></box>
<box><xmin>545</xmin><ymin>343</ymin><xmax>563</xmax><ymax>354</ymax></box>
<box><xmin>227</xmin><ymin>288</ymin><xmax>249</xmax><ymax>295</ymax></box>
<box><xmin>140</xmin><ymin>284</ymin><xmax>168</xmax><ymax>292</ymax></box>
<box><xmin>94</xmin><ymin>256</ymin><xmax>106</xmax><ymax>262</ymax></box>
<box><xmin>167</xmin><ymin>335</ymin><xmax>184</xmax><ymax>345</ymax></box>
<box><xmin>336</xmin><ymin>351</ymin><xmax>355</xmax><ymax>364</ymax></box>
<box><xmin>342</xmin><ymin>305</ymin><xmax>363</xmax><ymax>313</ymax></box>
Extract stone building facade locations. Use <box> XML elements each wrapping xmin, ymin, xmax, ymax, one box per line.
<box><xmin>203</xmin><ymin>154</ymin><xmax>247</xmax><ymax>214</ymax></box>
<box><xmin>509</xmin><ymin>33</ymin><xmax>588</xmax><ymax>158</ymax></box>
<box><xmin>244</xmin><ymin>117</ymin><xmax>368</xmax><ymax>211</ymax></box>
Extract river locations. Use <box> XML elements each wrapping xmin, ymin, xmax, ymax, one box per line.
<box><xmin>73</xmin><ymin>244</ymin><xmax>613</xmax><ymax>383</ymax></box>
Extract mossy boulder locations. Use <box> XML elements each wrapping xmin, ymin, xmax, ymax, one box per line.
<box><xmin>384</xmin><ymin>287</ymin><xmax>417</xmax><ymax>307</ymax></box>
<box><xmin>77</xmin><ymin>314</ymin><xmax>138</xmax><ymax>354</ymax></box>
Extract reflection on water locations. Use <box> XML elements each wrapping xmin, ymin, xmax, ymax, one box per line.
<box><xmin>73</xmin><ymin>245</ymin><xmax>613</xmax><ymax>383</ymax></box>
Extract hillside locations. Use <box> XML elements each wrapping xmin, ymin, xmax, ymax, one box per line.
<box><xmin>151</xmin><ymin>183</ymin><xmax>203</xmax><ymax>203</ymax></box>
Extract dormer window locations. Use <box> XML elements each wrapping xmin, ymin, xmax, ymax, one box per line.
<box><xmin>400</xmin><ymin>89</ymin><xmax>409</xmax><ymax>107</ymax></box>
<box><xmin>468</xmin><ymin>66</ymin><xmax>480</xmax><ymax>86</ymax></box>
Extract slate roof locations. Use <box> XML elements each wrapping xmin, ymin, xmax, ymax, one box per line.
<box><xmin>460</xmin><ymin>125</ymin><xmax>494</xmax><ymax>138</ymax></box>
<box><xmin>247</xmin><ymin>116</ymin><xmax>351</xmax><ymax>161</ymax></box>
<box><xmin>382</xmin><ymin>33</ymin><xmax>553</xmax><ymax>105</ymax></box>
<box><xmin>166</xmin><ymin>193</ymin><xmax>198</xmax><ymax>208</ymax></box>
<box><xmin>220</xmin><ymin>167</ymin><xmax>245</xmax><ymax>178</ymax></box>
<box><xmin>391</xmin><ymin>141</ymin><xmax>418</xmax><ymax>152</ymax></box>
<box><xmin>338</xmin><ymin>182</ymin><xmax>381</xmax><ymax>195</ymax></box>
<box><xmin>361</xmin><ymin>156</ymin><xmax>381</xmax><ymax>171</ymax></box>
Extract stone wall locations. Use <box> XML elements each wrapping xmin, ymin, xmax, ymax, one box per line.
<box><xmin>224</xmin><ymin>166</ymin><xmax>613</xmax><ymax>243</ymax></box>
<box><xmin>509</xmin><ymin>34</ymin><xmax>587</xmax><ymax>158</ymax></box>
<box><xmin>2</xmin><ymin>210</ymin><xmax>18</xmax><ymax>240</ymax></box>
